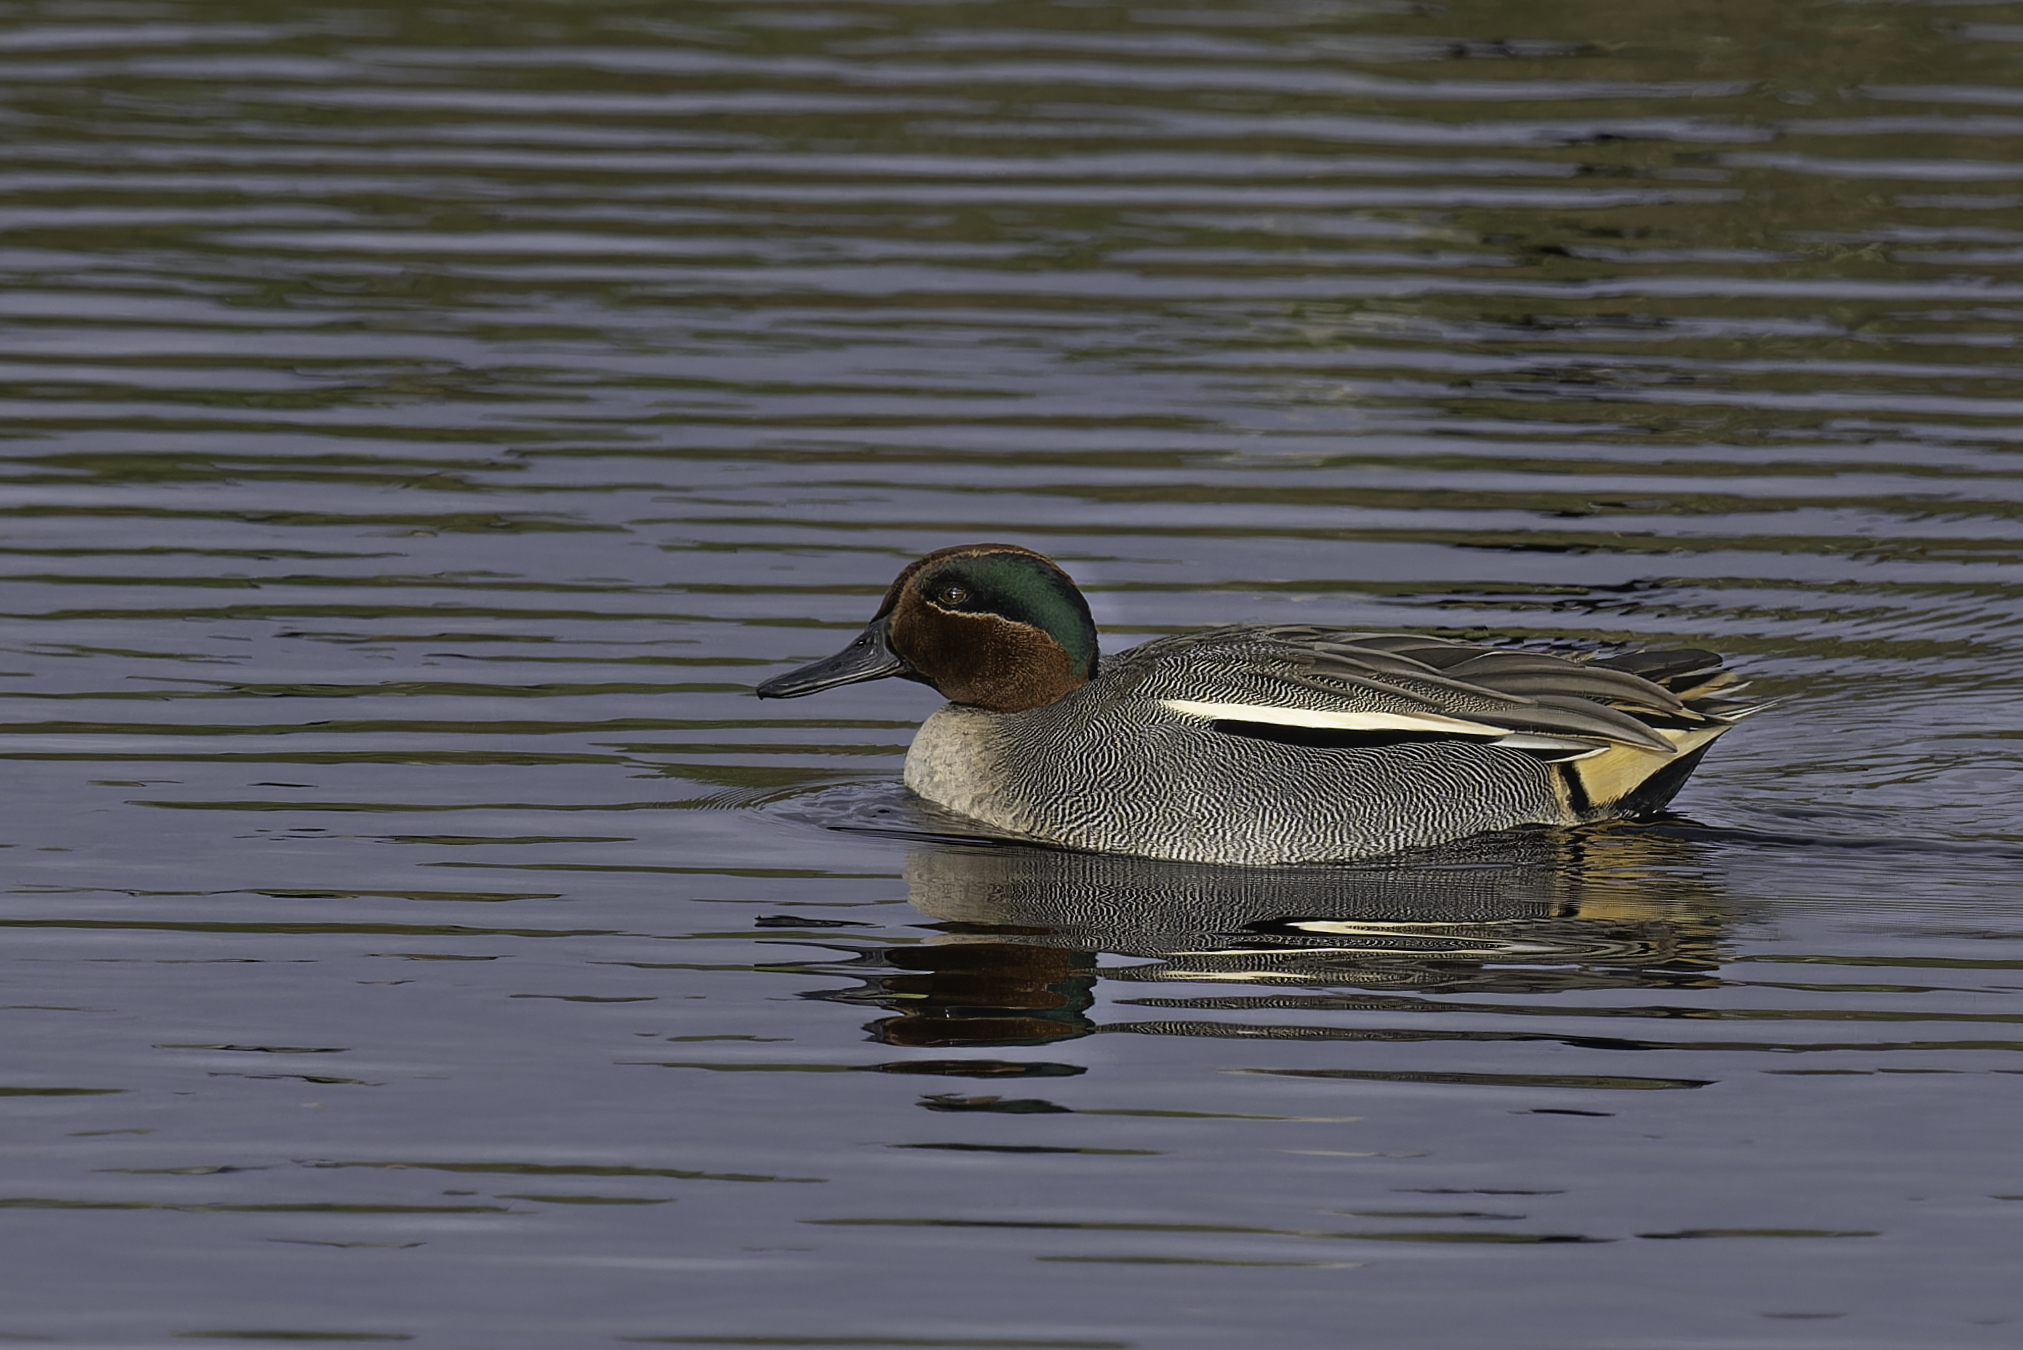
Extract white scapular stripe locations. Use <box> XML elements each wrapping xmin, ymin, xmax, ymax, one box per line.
<box><xmin>1489</xmin><ymin>734</ymin><xmax>1608</xmax><ymax>757</ymax></box>
<box><xmin>1159</xmin><ymin>698</ymin><xmax>1511</xmax><ymax>737</ymax></box>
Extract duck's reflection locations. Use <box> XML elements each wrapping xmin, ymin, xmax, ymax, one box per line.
<box><xmin>817</xmin><ymin>826</ymin><xmax>1732</xmax><ymax>1049</ymax></box>
<box><xmin>844</xmin><ymin>942</ymin><xmax>1099</xmax><ymax>1048</ymax></box>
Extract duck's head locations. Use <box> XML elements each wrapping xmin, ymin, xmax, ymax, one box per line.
<box><xmin>755</xmin><ymin>544</ymin><xmax>1098</xmax><ymax>713</ymax></box>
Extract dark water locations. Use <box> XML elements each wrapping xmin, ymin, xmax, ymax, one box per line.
<box><xmin>4</xmin><ymin>1</ymin><xmax>2023</xmax><ymax>1345</ymax></box>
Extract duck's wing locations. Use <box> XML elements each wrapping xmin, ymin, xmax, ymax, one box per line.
<box><xmin>1114</xmin><ymin>625</ymin><xmax>1745</xmax><ymax>759</ymax></box>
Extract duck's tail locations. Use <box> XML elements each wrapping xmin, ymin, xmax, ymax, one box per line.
<box><xmin>1556</xmin><ymin>648</ymin><xmax>1779</xmax><ymax>821</ymax></box>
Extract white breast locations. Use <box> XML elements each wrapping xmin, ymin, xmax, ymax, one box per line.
<box><xmin>904</xmin><ymin>704</ymin><xmax>1029</xmax><ymax>831</ymax></box>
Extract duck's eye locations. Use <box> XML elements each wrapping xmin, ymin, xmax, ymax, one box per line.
<box><xmin>938</xmin><ymin>585</ymin><xmax>969</xmax><ymax>606</ymax></box>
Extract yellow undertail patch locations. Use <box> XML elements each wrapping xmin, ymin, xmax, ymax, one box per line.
<box><xmin>1558</xmin><ymin>724</ymin><xmax>1730</xmax><ymax>819</ymax></box>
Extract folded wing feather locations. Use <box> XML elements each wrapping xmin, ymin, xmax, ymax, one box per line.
<box><xmin>1145</xmin><ymin>627</ymin><xmax>1700</xmax><ymax>757</ymax></box>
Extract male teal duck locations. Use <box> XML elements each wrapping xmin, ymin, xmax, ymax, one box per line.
<box><xmin>756</xmin><ymin>544</ymin><xmax>1760</xmax><ymax>865</ymax></box>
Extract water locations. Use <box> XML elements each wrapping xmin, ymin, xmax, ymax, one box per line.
<box><xmin>3</xmin><ymin>0</ymin><xmax>2022</xmax><ymax>1345</ymax></box>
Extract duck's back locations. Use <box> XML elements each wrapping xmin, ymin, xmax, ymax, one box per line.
<box><xmin>903</xmin><ymin>625</ymin><xmax>1751</xmax><ymax>865</ymax></box>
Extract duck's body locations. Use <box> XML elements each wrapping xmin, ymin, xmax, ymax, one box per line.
<box><xmin>757</xmin><ymin>545</ymin><xmax>1758</xmax><ymax>866</ymax></box>
<box><xmin>898</xmin><ymin>627</ymin><xmax>1734</xmax><ymax>865</ymax></box>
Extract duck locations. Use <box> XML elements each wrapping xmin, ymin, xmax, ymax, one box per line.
<box><xmin>755</xmin><ymin>543</ymin><xmax>1763</xmax><ymax>866</ymax></box>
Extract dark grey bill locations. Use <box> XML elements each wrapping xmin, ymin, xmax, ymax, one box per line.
<box><xmin>755</xmin><ymin>618</ymin><xmax>914</xmax><ymax>699</ymax></box>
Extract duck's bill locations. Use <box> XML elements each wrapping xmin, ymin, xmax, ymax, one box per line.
<box><xmin>755</xmin><ymin>619</ymin><xmax>913</xmax><ymax>699</ymax></box>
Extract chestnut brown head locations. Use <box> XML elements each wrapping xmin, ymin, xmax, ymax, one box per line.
<box><xmin>754</xmin><ymin>544</ymin><xmax>1098</xmax><ymax>713</ymax></box>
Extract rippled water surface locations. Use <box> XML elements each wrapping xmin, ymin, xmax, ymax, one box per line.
<box><xmin>4</xmin><ymin>1</ymin><xmax>2023</xmax><ymax>1345</ymax></box>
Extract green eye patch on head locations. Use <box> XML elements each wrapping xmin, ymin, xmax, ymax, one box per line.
<box><xmin>915</xmin><ymin>551</ymin><xmax>1098</xmax><ymax>678</ymax></box>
